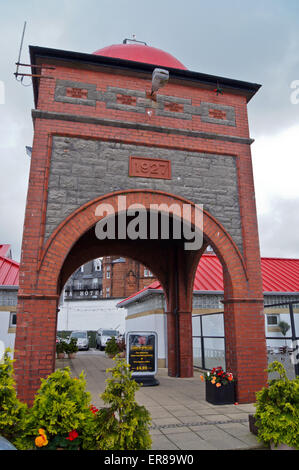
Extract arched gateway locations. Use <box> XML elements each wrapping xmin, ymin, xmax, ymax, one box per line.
<box><xmin>14</xmin><ymin>40</ymin><xmax>267</xmax><ymax>404</ymax></box>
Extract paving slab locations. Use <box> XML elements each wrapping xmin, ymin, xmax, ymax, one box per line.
<box><xmin>56</xmin><ymin>352</ymin><xmax>266</xmax><ymax>450</ymax></box>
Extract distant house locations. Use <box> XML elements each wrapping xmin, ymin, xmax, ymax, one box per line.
<box><xmin>118</xmin><ymin>254</ymin><xmax>299</xmax><ymax>369</ymax></box>
<box><xmin>0</xmin><ymin>245</ymin><xmax>19</xmax><ymax>352</ymax></box>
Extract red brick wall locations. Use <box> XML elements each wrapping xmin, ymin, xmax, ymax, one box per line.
<box><xmin>102</xmin><ymin>256</ymin><xmax>157</xmax><ymax>298</ymax></box>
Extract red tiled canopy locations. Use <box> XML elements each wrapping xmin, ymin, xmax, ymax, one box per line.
<box><xmin>118</xmin><ymin>254</ymin><xmax>299</xmax><ymax>306</ymax></box>
<box><xmin>0</xmin><ymin>245</ymin><xmax>19</xmax><ymax>286</ymax></box>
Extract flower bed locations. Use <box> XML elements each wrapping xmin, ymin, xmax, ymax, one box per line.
<box><xmin>0</xmin><ymin>350</ymin><xmax>151</xmax><ymax>450</ymax></box>
<box><xmin>200</xmin><ymin>366</ymin><xmax>236</xmax><ymax>405</ymax></box>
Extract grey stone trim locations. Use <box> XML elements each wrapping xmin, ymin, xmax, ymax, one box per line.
<box><xmin>106</xmin><ymin>86</ymin><xmax>146</xmax><ymax>98</ymax></box>
<box><xmin>32</xmin><ymin>109</ymin><xmax>253</xmax><ymax>145</ymax></box>
<box><xmin>54</xmin><ymin>79</ymin><xmax>97</xmax><ymax>107</ymax></box>
<box><xmin>200</xmin><ymin>102</ymin><xmax>236</xmax><ymax>127</ymax></box>
<box><xmin>154</xmin><ymin>94</ymin><xmax>193</xmax><ymax>120</ymax></box>
<box><xmin>103</xmin><ymin>86</ymin><xmax>147</xmax><ymax>114</ymax></box>
<box><xmin>54</xmin><ymin>80</ymin><xmax>236</xmax><ymax>125</ymax></box>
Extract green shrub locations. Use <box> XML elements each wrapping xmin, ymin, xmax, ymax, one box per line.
<box><xmin>56</xmin><ymin>341</ymin><xmax>67</xmax><ymax>355</ymax></box>
<box><xmin>0</xmin><ymin>351</ymin><xmax>152</xmax><ymax>450</ymax></box>
<box><xmin>17</xmin><ymin>367</ymin><xmax>96</xmax><ymax>450</ymax></box>
<box><xmin>105</xmin><ymin>336</ymin><xmax>119</xmax><ymax>357</ymax></box>
<box><xmin>0</xmin><ymin>349</ymin><xmax>27</xmax><ymax>446</ymax></box>
<box><xmin>254</xmin><ymin>361</ymin><xmax>299</xmax><ymax>449</ymax></box>
<box><xmin>93</xmin><ymin>358</ymin><xmax>152</xmax><ymax>450</ymax></box>
<box><xmin>66</xmin><ymin>338</ymin><xmax>79</xmax><ymax>355</ymax></box>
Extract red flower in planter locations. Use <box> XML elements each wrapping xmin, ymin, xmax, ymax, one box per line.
<box><xmin>90</xmin><ymin>405</ymin><xmax>99</xmax><ymax>415</ymax></box>
<box><xmin>66</xmin><ymin>430</ymin><xmax>79</xmax><ymax>441</ymax></box>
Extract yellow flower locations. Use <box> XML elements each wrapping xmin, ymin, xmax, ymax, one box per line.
<box><xmin>216</xmin><ymin>383</ymin><xmax>221</xmax><ymax>388</ymax></box>
<box><xmin>35</xmin><ymin>429</ymin><xmax>48</xmax><ymax>447</ymax></box>
<box><xmin>35</xmin><ymin>435</ymin><xmax>48</xmax><ymax>447</ymax></box>
<box><xmin>200</xmin><ymin>375</ymin><xmax>204</xmax><ymax>382</ymax></box>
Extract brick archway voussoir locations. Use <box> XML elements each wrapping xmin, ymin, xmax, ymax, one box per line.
<box><xmin>37</xmin><ymin>190</ymin><xmax>248</xmax><ymax>297</ymax></box>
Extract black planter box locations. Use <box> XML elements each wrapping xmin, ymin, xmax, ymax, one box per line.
<box><xmin>248</xmin><ymin>414</ymin><xmax>259</xmax><ymax>435</ymax></box>
<box><xmin>205</xmin><ymin>380</ymin><xmax>235</xmax><ymax>405</ymax></box>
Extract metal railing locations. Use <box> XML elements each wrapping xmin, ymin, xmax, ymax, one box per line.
<box><xmin>192</xmin><ymin>301</ymin><xmax>299</xmax><ymax>378</ymax></box>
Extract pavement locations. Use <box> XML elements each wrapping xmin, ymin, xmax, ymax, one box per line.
<box><xmin>56</xmin><ymin>350</ymin><xmax>266</xmax><ymax>451</ymax></box>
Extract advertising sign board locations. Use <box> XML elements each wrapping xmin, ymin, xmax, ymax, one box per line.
<box><xmin>126</xmin><ymin>331</ymin><xmax>159</xmax><ymax>386</ymax></box>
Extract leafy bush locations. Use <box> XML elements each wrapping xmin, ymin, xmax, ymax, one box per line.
<box><xmin>66</xmin><ymin>338</ymin><xmax>79</xmax><ymax>355</ymax></box>
<box><xmin>0</xmin><ymin>349</ymin><xmax>27</xmax><ymax>446</ymax></box>
<box><xmin>254</xmin><ymin>361</ymin><xmax>299</xmax><ymax>449</ymax></box>
<box><xmin>105</xmin><ymin>336</ymin><xmax>119</xmax><ymax>357</ymax></box>
<box><xmin>17</xmin><ymin>368</ymin><xmax>96</xmax><ymax>450</ymax></box>
<box><xmin>56</xmin><ymin>341</ymin><xmax>67</xmax><ymax>355</ymax></box>
<box><xmin>94</xmin><ymin>358</ymin><xmax>152</xmax><ymax>450</ymax></box>
<box><xmin>0</xmin><ymin>351</ymin><xmax>152</xmax><ymax>450</ymax></box>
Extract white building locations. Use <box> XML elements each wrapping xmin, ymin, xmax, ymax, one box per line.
<box><xmin>118</xmin><ymin>255</ymin><xmax>299</xmax><ymax>375</ymax></box>
<box><xmin>0</xmin><ymin>245</ymin><xmax>19</xmax><ymax>355</ymax></box>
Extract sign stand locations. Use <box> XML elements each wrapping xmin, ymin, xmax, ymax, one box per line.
<box><xmin>126</xmin><ymin>331</ymin><xmax>159</xmax><ymax>386</ymax></box>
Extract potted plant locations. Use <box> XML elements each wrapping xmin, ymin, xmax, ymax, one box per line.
<box><xmin>56</xmin><ymin>341</ymin><xmax>67</xmax><ymax>359</ymax></box>
<box><xmin>105</xmin><ymin>336</ymin><xmax>119</xmax><ymax>358</ymax></box>
<box><xmin>201</xmin><ymin>366</ymin><xmax>235</xmax><ymax>405</ymax></box>
<box><xmin>253</xmin><ymin>361</ymin><xmax>299</xmax><ymax>450</ymax></box>
<box><xmin>278</xmin><ymin>321</ymin><xmax>290</xmax><ymax>348</ymax></box>
<box><xmin>66</xmin><ymin>338</ymin><xmax>78</xmax><ymax>359</ymax></box>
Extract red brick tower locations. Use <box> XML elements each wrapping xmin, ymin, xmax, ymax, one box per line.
<box><xmin>14</xmin><ymin>39</ymin><xmax>267</xmax><ymax>404</ymax></box>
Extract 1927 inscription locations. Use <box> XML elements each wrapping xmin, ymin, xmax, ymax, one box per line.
<box><xmin>129</xmin><ymin>156</ymin><xmax>171</xmax><ymax>180</ymax></box>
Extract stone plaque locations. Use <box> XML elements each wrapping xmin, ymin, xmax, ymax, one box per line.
<box><xmin>129</xmin><ymin>156</ymin><xmax>171</xmax><ymax>180</ymax></box>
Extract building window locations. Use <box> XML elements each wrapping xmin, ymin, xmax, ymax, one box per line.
<box><xmin>92</xmin><ymin>278</ymin><xmax>98</xmax><ymax>288</ymax></box>
<box><xmin>94</xmin><ymin>258</ymin><xmax>102</xmax><ymax>271</ymax></box>
<box><xmin>267</xmin><ymin>315</ymin><xmax>279</xmax><ymax>326</ymax></box>
<box><xmin>74</xmin><ymin>280</ymin><xmax>82</xmax><ymax>290</ymax></box>
<box><xmin>106</xmin><ymin>287</ymin><xmax>110</xmax><ymax>298</ymax></box>
<box><xmin>144</xmin><ymin>268</ymin><xmax>153</xmax><ymax>277</ymax></box>
<box><xmin>80</xmin><ymin>265</ymin><xmax>84</xmax><ymax>273</ymax></box>
<box><xmin>9</xmin><ymin>312</ymin><xmax>16</xmax><ymax>327</ymax></box>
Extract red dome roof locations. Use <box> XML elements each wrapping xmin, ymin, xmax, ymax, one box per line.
<box><xmin>93</xmin><ymin>43</ymin><xmax>187</xmax><ymax>70</ymax></box>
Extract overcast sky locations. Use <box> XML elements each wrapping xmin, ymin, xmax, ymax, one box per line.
<box><xmin>0</xmin><ymin>0</ymin><xmax>298</xmax><ymax>261</ymax></box>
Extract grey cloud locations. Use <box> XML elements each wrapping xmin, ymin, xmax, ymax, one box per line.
<box><xmin>0</xmin><ymin>0</ymin><xmax>299</xmax><ymax>260</ymax></box>
<box><xmin>258</xmin><ymin>197</ymin><xmax>299</xmax><ymax>258</ymax></box>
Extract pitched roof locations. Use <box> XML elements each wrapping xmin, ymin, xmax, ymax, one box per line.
<box><xmin>0</xmin><ymin>245</ymin><xmax>11</xmax><ymax>258</ymax></box>
<box><xmin>0</xmin><ymin>245</ymin><xmax>19</xmax><ymax>286</ymax></box>
<box><xmin>118</xmin><ymin>254</ymin><xmax>299</xmax><ymax>307</ymax></box>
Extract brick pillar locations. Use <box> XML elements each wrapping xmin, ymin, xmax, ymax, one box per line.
<box><xmin>166</xmin><ymin>248</ymin><xmax>193</xmax><ymax>378</ymax></box>
<box><xmin>166</xmin><ymin>311</ymin><xmax>177</xmax><ymax>376</ymax></box>
<box><xmin>224</xmin><ymin>299</ymin><xmax>268</xmax><ymax>403</ymax></box>
<box><xmin>178</xmin><ymin>312</ymin><xmax>193</xmax><ymax>377</ymax></box>
<box><xmin>14</xmin><ymin>295</ymin><xmax>59</xmax><ymax>405</ymax></box>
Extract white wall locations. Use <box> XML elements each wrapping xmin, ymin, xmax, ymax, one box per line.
<box><xmin>0</xmin><ymin>311</ymin><xmax>15</xmax><ymax>354</ymax></box>
<box><xmin>57</xmin><ymin>298</ymin><xmax>126</xmax><ymax>334</ymax></box>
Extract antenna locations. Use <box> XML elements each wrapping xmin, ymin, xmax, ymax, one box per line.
<box><xmin>15</xmin><ymin>21</ymin><xmax>27</xmax><ymax>81</ymax></box>
<box><xmin>14</xmin><ymin>21</ymin><xmax>55</xmax><ymax>86</ymax></box>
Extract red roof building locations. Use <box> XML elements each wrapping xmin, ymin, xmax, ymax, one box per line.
<box><xmin>118</xmin><ymin>254</ymin><xmax>299</xmax><ymax>307</ymax></box>
<box><xmin>0</xmin><ymin>245</ymin><xmax>19</xmax><ymax>286</ymax></box>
